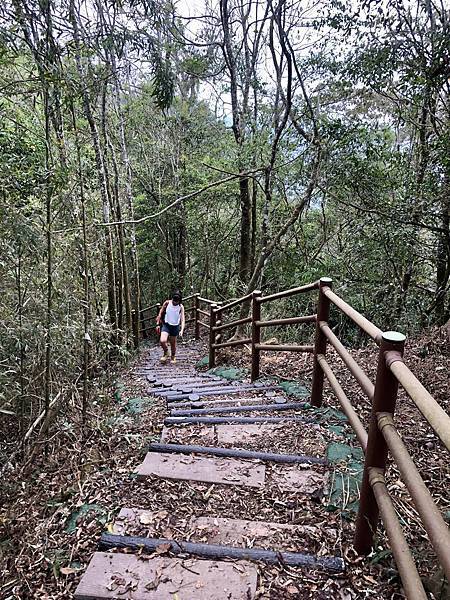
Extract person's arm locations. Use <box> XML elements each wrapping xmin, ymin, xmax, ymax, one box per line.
<box><xmin>180</xmin><ymin>304</ymin><xmax>185</xmax><ymax>335</ymax></box>
<box><xmin>156</xmin><ymin>300</ymin><xmax>169</xmax><ymax>325</ymax></box>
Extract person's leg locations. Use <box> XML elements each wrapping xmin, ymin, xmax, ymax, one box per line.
<box><xmin>160</xmin><ymin>330</ymin><xmax>169</xmax><ymax>362</ymax></box>
<box><xmin>169</xmin><ymin>335</ymin><xmax>177</xmax><ymax>362</ymax></box>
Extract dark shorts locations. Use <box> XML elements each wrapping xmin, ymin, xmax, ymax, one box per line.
<box><xmin>161</xmin><ymin>323</ymin><xmax>180</xmax><ymax>337</ymax></box>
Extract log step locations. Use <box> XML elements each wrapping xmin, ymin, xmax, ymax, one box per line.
<box><xmin>148</xmin><ymin>442</ymin><xmax>326</xmax><ymax>465</ymax></box>
<box><xmin>165</xmin><ymin>416</ymin><xmax>315</xmax><ymax>425</ymax></box>
<box><xmin>170</xmin><ymin>402</ymin><xmax>307</xmax><ymax>416</ymax></box>
<box><xmin>74</xmin><ymin>552</ymin><xmax>258</xmax><ymax>599</ymax></box>
<box><xmin>99</xmin><ymin>534</ymin><xmax>345</xmax><ymax>572</ymax></box>
<box><xmin>165</xmin><ymin>385</ymin><xmax>281</xmax><ymax>401</ymax></box>
<box><xmin>136</xmin><ymin>452</ymin><xmax>266</xmax><ymax>488</ymax></box>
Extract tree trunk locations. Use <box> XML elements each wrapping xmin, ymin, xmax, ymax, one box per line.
<box><xmin>69</xmin><ymin>0</ymin><xmax>117</xmax><ymax>338</ymax></box>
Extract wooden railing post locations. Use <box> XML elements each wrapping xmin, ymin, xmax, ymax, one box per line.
<box><xmin>194</xmin><ymin>294</ymin><xmax>200</xmax><ymax>340</ymax></box>
<box><xmin>140</xmin><ymin>308</ymin><xmax>148</xmax><ymax>340</ymax></box>
<box><xmin>155</xmin><ymin>303</ymin><xmax>161</xmax><ymax>338</ymax></box>
<box><xmin>215</xmin><ymin>304</ymin><xmax>222</xmax><ymax>347</ymax></box>
<box><xmin>251</xmin><ymin>290</ymin><xmax>262</xmax><ymax>381</ymax></box>
<box><xmin>354</xmin><ymin>331</ymin><xmax>406</xmax><ymax>554</ymax></box>
<box><xmin>208</xmin><ymin>304</ymin><xmax>218</xmax><ymax>368</ymax></box>
<box><xmin>310</xmin><ymin>277</ymin><xmax>332</xmax><ymax>407</ymax></box>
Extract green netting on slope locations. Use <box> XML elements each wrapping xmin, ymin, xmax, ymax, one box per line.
<box><xmin>66</xmin><ymin>504</ymin><xmax>108</xmax><ymax>533</ymax></box>
<box><xmin>206</xmin><ymin>366</ymin><xmax>249</xmax><ymax>380</ymax></box>
<box><xmin>125</xmin><ymin>397</ymin><xmax>155</xmax><ymax>415</ymax></box>
<box><xmin>196</xmin><ymin>356</ymin><xmax>209</xmax><ymax>368</ymax></box>
<box><xmin>325</xmin><ymin>442</ymin><xmax>364</xmax><ymax>518</ymax></box>
<box><xmin>278</xmin><ymin>380</ymin><xmax>310</xmax><ymax>399</ymax></box>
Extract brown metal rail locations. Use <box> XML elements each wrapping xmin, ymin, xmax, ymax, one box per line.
<box><xmin>369</xmin><ymin>468</ymin><xmax>428</xmax><ymax>599</ymax></box>
<box><xmin>323</xmin><ymin>287</ymin><xmax>383</xmax><ymax>344</ymax></box>
<box><xmin>255</xmin><ymin>314</ymin><xmax>316</xmax><ymax>327</ymax></box>
<box><xmin>216</xmin><ymin>292</ymin><xmax>253</xmax><ymax>313</ymax></box>
<box><xmin>254</xmin><ymin>343</ymin><xmax>314</xmax><ymax>353</ymax></box>
<box><xmin>377</xmin><ymin>412</ymin><xmax>450</xmax><ymax>579</ymax></box>
<box><xmin>257</xmin><ymin>281</ymin><xmax>319</xmax><ymax>303</ymax></box>
<box><xmin>388</xmin><ymin>358</ymin><xmax>450</xmax><ymax>451</ymax></box>
<box><xmin>319</xmin><ymin>321</ymin><xmax>375</xmax><ymax>401</ymax></box>
<box><xmin>317</xmin><ymin>354</ymin><xmax>368</xmax><ymax>451</ymax></box>
<box><xmin>212</xmin><ymin>337</ymin><xmax>252</xmax><ymax>349</ymax></box>
<box><xmin>213</xmin><ymin>316</ymin><xmax>252</xmax><ymax>332</ymax></box>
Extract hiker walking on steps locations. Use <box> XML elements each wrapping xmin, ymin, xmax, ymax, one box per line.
<box><xmin>156</xmin><ymin>290</ymin><xmax>185</xmax><ymax>364</ymax></box>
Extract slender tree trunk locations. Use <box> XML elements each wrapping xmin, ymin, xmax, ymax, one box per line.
<box><xmin>71</xmin><ymin>103</ymin><xmax>91</xmax><ymax>437</ymax></box>
<box><xmin>44</xmin><ymin>84</ymin><xmax>52</xmax><ymax>455</ymax></box>
<box><xmin>69</xmin><ymin>0</ymin><xmax>117</xmax><ymax>339</ymax></box>
<box><xmin>435</xmin><ymin>172</ymin><xmax>450</xmax><ymax>323</ymax></box>
<box><xmin>17</xmin><ymin>243</ymin><xmax>26</xmax><ymax>446</ymax></box>
<box><xmin>109</xmin><ymin>50</ymin><xmax>142</xmax><ymax>346</ymax></box>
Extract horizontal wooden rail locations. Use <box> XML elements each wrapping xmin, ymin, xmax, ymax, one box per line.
<box><xmin>140</xmin><ymin>302</ymin><xmax>160</xmax><ymax>314</ymax></box>
<box><xmin>387</xmin><ymin>358</ymin><xmax>450</xmax><ymax>451</ymax></box>
<box><xmin>198</xmin><ymin>320</ymin><xmax>210</xmax><ymax>329</ymax></box>
<box><xmin>212</xmin><ymin>337</ymin><xmax>251</xmax><ymax>349</ymax></box>
<box><xmin>377</xmin><ymin>413</ymin><xmax>450</xmax><ymax>579</ymax></box>
<box><xmin>140</xmin><ymin>314</ymin><xmax>157</xmax><ymax>323</ymax></box>
<box><xmin>317</xmin><ymin>354</ymin><xmax>368</xmax><ymax>450</ymax></box>
<box><xmin>198</xmin><ymin>296</ymin><xmax>216</xmax><ymax>305</ymax></box>
<box><xmin>185</xmin><ymin>317</ymin><xmax>195</xmax><ymax>324</ymax></box>
<box><xmin>198</xmin><ymin>308</ymin><xmax>210</xmax><ymax>318</ymax></box>
<box><xmin>213</xmin><ymin>316</ymin><xmax>252</xmax><ymax>332</ymax></box>
<box><xmin>257</xmin><ymin>281</ymin><xmax>319</xmax><ymax>304</ymax></box>
<box><xmin>255</xmin><ymin>314</ymin><xmax>316</xmax><ymax>327</ymax></box>
<box><xmin>323</xmin><ymin>287</ymin><xmax>382</xmax><ymax>344</ymax></box>
<box><xmin>183</xmin><ymin>293</ymin><xmax>196</xmax><ymax>302</ymax></box>
<box><xmin>255</xmin><ymin>343</ymin><xmax>314</xmax><ymax>353</ymax></box>
<box><xmin>216</xmin><ymin>293</ymin><xmax>252</xmax><ymax>313</ymax></box>
<box><xmin>369</xmin><ymin>468</ymin><xmax>428</xmax><ymax>599</ymax></box>
<box><xmin>319</xmin><ymin>321</ymin><xmax>375</xmax><ymax>401</ymax></box>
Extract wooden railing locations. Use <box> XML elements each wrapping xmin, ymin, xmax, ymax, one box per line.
<box><xmin>141</xmin><ymin>278</ymin><xmax>450</xmax><ymax>598</ymax></box>
<box><xmin>141</xmin><ymin>277</ymin><xmax>450</xmax><ymax>600</ymax></box>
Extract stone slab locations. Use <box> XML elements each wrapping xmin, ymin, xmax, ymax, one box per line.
<box><xmin>160</xmin><ymin>425</ymin><xmax>215</xmax><ymax>445</ymax></box>
<box><xmin>190</xmin><ymin>516</ymin><xmax>298</xmax><ymax>546</ymax></box>
<box><xmin>216</xmin><ymin>424</ymin><xmax>284</xmax><ymax>445</ymax></box>
<box><xmin>137</xmin><ymin>452</ymin><xmax>266</xmax><ymax>488</ymax></box>
<box><xmin>112</xmin><ymin>508</ymin><xmax>164</xmax><ymax>536</ymax></box>
<box><xmin>74</xmin><ymin>552</ymin><xmax>257</xmax><ymax>599</ymax></box>
<box><xmin>112</xmin><ymin>510</ymin><xmax>337</xmax><ymax>550</ymax></box>
<box><xmin>270</xmin><ymin>465</ymin><xmax>328</xmax><ymax>495</ymax></box>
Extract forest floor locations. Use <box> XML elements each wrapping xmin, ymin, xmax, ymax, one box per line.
<box><xmin>0</xmin><ymin>326</ymin><xmax>448</xmax><ymax>599</ymax></box>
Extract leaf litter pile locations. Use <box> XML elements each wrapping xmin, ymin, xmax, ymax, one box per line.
<box><xmin>0</xmin><ymin>328</ymin><xmax>448</xmax><ymax>599</ymax></box>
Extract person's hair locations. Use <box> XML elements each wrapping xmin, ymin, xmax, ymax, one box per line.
<box><xmin>172</xmin><ymin>289</ymin><xmax>182</xmax><ymax>302</ymax></box>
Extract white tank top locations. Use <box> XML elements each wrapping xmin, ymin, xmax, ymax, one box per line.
<box><xmin>165</xmin><ymin>300</ymin><xmax>181</xmax><ymax>325</ymax></box>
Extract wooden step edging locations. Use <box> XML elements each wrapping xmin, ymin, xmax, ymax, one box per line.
<box><xmin>99</xmin><ymin>534</ymin><xmax>345</xmax><ymax>573</ymax></box>
<box><xmin>165</xmin><ymin>385</ymin><xmax>282</xmax><ymax>401</ymax></box>
<box><xmin>148</xmin><ymin>442</ymin><xmax>327</xmax><ymax>465</ymax></box>
<box><xmin>165</xmin><ymin>416</ymin><xmax>316</xmax><ymax>425</ymax></box>
<box><xmin>170</xmin><ymin>401</ymin><xmax>308</xmax><ymax>416</ymax></box>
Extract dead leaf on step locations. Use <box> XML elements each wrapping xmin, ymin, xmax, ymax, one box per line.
<box><xmin>139</xmin><ymin>512</ymin><xmax>154</xmax><ymax>525</ymax></box>
<box><xmin>155</xmin><ymin>542</ymin><xmax>172</xmax><ymax>555</ymax></box>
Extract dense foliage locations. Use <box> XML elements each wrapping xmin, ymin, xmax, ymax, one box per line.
<box><xmin>0</xmin><ymin>0</ymin><xmax>448</xmax><ymax>453</ymax></box>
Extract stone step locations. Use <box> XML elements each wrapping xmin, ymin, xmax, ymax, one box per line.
<box><xmin>160</xmin><ymin>424</ymin><xmax>215</xmax><ymax>445</ymax></box>
<box><xmin>136</xmin><ymin>452</ymin><xmax>266</xmax><ymax>488</ymax></box>
<box><xmin>74</xmin><ymin>552</ymin><xmax>257</xmax><ymax>599</ymax></box>
<box><xmin>111</xmin><ymin>509</ymin><xmax>338</xmax><ymax>552</ymax></box>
